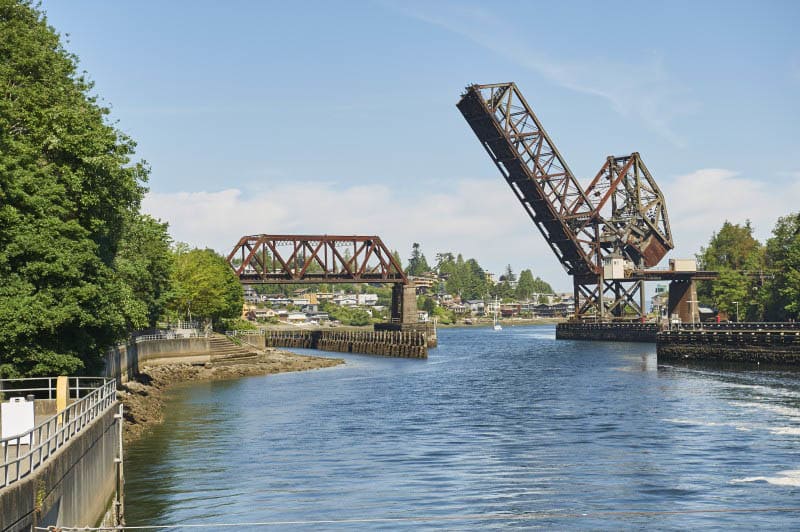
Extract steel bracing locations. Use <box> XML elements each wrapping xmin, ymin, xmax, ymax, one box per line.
<box><xmin>457</xmin><ymin>82</ymin><xmax>674</xmax><ymax>319</ymax></box>
<box><xmin>227</xmin><ymin>235</ymin><xmax>408</xmax><ymax>285</ymax></box>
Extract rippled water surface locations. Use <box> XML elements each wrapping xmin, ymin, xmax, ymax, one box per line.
<box><xmin>125</xmin><ymin>326</ymin><xmax>800</xmax><ymax>529</ymax></box>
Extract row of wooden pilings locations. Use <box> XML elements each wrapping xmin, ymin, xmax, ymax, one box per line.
<box><xmin>257</xmin><ymin>329</ymin><xmax>428</xmax><ymax>359</ymax></box>
<box><xmin>316</xmin><ymin>330</ymin><xmax>427</xmax><ymax>358</ymax></box>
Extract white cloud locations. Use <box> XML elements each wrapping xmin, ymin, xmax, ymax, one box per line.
<box><xmin>143</xmin><ymin>180</ymin><xmax>570</xmax><ymax>289</ymax></box>
<box><xmin>662</xmin><ymin>169</ymin><xmax>800</xmax><ymax>259</ymax></box>
<box><xmin>143</xmin><ymin>170</ymin><xmax>798</xmax><ymax>293</ymax></box>
<box><xmin>393</xmin><ymin>1</ymin><xmax>695</xmax><ymax>146</ymax></box>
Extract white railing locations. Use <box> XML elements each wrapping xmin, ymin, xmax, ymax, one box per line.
<box><xmin>0</xmin><ymin>377</ymin><xmax>117</xmax><ymax>488</ymax></box>
<box><xmin>134</xmin><ymin>331</ymin><xmax>207</xmax><ymax>343</ymax></box>
<box><xmin>225</xmin><ymin>329</ymin><xmax>266</xmax><ymax>337</ymax></box>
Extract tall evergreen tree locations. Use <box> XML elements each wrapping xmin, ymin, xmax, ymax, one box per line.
<box><xmin>516</xmin><ymin>269</ymin><xmax>536</xmax><ymax>300</ymax></box>
<box><xmin>407</xmin><ymin>242</ymin><xmax>430</xmax><ymax>276</ymax></box>
<box><xmin>0</xmin><ymin>1</ymin><xmax>148</xmax><ymax>376</ymax></box>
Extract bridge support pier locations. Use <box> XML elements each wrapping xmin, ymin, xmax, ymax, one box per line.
<box><xmin>668</xmin><ymin>279</ymin><xmax>699</xmax><ymax>323</ymax></box>
<box><xmin>391</xmin><ymin>283</ymin><xmax>418</xmax><ymax>324</ymax></box>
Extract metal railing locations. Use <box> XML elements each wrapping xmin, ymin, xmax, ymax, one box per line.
<box><xmin>134</xmin><ymin>331</ymin><xmax>208</xmax><ymax>343</ymax></box>
<box><xmin>0</xmin><ymin>377</ymin><xmax>117</xmax><ymax>488</ymax></box>
<box><xmin>226</xmin><ymin>329</ymin><xmax>266</xmax><ymax>337</ymax></box>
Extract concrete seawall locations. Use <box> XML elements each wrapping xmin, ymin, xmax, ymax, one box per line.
<box><xmin>657</xmin><ymin>329</ymin><xmax>800</xmax><ymax>365</ymax></box>
<box><xmin>104</xmin><ymin>338</ymin><xmax>212</xmax><ymax>383</ymax></box>
<box><xmin>1</xmin><ymin>401</ymin><xmax>119</xmax><ymax>532</ymax></box>
<box><xmin>556</xmin><ymin>322</ymin><xmax>658</xmax><ymax>342</ymax></box>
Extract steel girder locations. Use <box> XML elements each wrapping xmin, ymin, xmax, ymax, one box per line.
<box><xmin>457</xmin><ymin>82</ymin><xmax>674</xmax><ymax>319</ymax></box>
<box><xmin>227</xmin><ymin>235</ymin><xmax>407</xmax><ymax>285</ymax></box>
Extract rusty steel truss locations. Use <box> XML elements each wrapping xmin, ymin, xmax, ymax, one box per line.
<box><xmin>457</xmin><ymin>82</ymin><xmax>674</xmax><ymax>320</ymax></box>
<box><xmin>227</xmin><ymin>235</ymin><xmax>408</xmax><ymax>285</ymax></box>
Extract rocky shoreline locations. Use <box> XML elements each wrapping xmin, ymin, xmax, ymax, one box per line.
<box><xmin>117</xmin><ymin>349</ymin><xmax>344</xmax><ymax>446</ymax></box>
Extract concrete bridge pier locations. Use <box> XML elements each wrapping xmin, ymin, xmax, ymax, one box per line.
<box><xmin>668</xmin><ymin>279</ymin><xmax>699</xmax><ymax>323</ymax></box>
<box><xmin>391</xmin><ymin>283</ymin><xmax>418</xmax><ymax>324</ymax></box>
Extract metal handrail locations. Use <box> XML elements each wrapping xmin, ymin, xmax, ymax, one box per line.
<box><xmin>0</xmin><ymin>377</ymin><xmax>116</xmax><ymax>488</ymax></box>
<box><xmin>135</xmin><ymin>331</ymin><xmax>207</xmax><ymax>343</ymax></box>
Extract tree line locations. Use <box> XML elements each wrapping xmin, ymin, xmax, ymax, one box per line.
<box><xmin>406</xmin><ymin>243</ymin><xmax>554</xmax><ymax>301</ymax></box>
<box><xmin>0</xmin><ymin>3</ymin><xmax>242</xmax><ymax>377</ymax></box>
<box><xmin>697</xmin><ymin>215</ymin><xmax>800</xmax><ymax>321</ymax></box>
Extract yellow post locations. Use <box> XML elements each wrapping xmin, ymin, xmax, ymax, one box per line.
<box><xmin>56</xmin><ymin>375</ymin><xmax>68</xmax><ymax>425</ymax></box>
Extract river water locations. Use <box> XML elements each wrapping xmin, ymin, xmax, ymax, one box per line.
<box><xmin>125</xmin><ymin>325</ymin><xmax>800</xmax><ymax>529</ymax></box>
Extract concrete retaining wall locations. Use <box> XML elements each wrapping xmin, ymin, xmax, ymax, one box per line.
<box><xmin>556</xmin><ymin>322</ymin><xmax>658</xmax><ymax>342</ymax></box>
<box><xmin>104</xmin><ymin>338</ymin><xmax>211</xmax><ymax>383</ymax></box>
<box><xmin>657</xmin><ymin>330</ymin><xmax>800</xmax><ymax>365</ymax></box>
<box><xmin>0</xmin><ymin>406</ymin><xmax>120</xmax><ymax>532</ymax></box>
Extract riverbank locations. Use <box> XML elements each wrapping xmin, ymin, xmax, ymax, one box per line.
<box><xmin>118</xmin><ymin>348</ymin><xmax>343</xmax><ymax>446</ymax></box>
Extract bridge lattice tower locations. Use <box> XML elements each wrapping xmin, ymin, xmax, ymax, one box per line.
<box><xmin>457</xmin><ymin>82</ymin><xmax>673</xmax><ymax>319</ymax></box>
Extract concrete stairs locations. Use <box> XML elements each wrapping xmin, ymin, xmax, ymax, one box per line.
<box><xmin>208</xmin><ymin>334</ymin><xmax>261</xmax><ymax>366</ymax></box>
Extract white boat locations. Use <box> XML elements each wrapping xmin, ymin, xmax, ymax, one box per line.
<box><xmin>493</xmin><ymin>296</ymin><xmax>502</xmax><ymax>331</ymax></box>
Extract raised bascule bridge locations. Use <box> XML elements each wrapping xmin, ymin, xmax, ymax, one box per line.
<box><xmin>456</xmin><ymin>82</ymin><xmax>717</xmax><ymax>335</ymax></box>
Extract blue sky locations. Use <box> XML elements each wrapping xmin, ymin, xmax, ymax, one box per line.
<box><xmin>42</xmin><ymin>0</ymin><xmax>799</xmax><ymax>291</ymax></box>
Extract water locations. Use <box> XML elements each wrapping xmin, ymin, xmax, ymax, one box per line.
<box><xmin>125</xmin><ymin>326</ymin><xmax>800</xmax><ymax>529</ymax></box>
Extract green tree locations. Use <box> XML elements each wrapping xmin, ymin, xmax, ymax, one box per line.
<box><xmin>532</xmin><ymin>276</ymin><xmax>554</xmax><ymax>294</ymax></box>
<box><xmin>321</xmin><ymin>302</ymin><xmax>371</xmax><ymax>326</ymax></box>
<box><xmin>697</xmin><ymin>221</ymin><xmax>765</xmax><ymax>318</ymax></box>
<box><xmin>0</xmin><ymin>2</ymin><xmax>147</xmax><ymax>376</ymax></box>
<box><xmin>114</xmin><ymin>214</ymin><xmax>173</xmax><ymax>329</ymax></box>
<box><xmin>762</xmin><ymin>213</ymin><xmax>800</xmax><ymax>321</ymax></box>
<box><xmin>168</xmin><ymin>248</ymin><xmax>243</xmax><ymax>326</ymax></box>
<box><xmin>407</xmin><ymin>242</ymin><xmax>430</xmax><ymax>276</ymax></box>
<box><xmin>462</xmin><ymin>258</ymin><xmax>489</xmax><ymax>300</ymax></box>
<box><xmin>516</xmin><ymin>269</ymin><xmax>536</xmax><ymax>300</ymax></box>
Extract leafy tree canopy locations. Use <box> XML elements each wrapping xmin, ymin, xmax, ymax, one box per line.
<box><xmin>696</xmin><ymin>220</ymin><xmax>764</xmax><ymax>317</ymax></box>
<box><xmin>114</xmin><ymin>214</ymin><xmax>172</xmax><ymax>329</ymax></box>
<box><xmin>167</xmin><ymin>248</ymin><xmax>243</xmax><ymax>326</ymax></box>
<box><xmin>762</xmin><ymin>212</ymin><xmax>800</xmax><ymax>321</ymax></box>
<box><xmin>0</xmin><ymin>1</ymin><xmax>148</xmax><ymax>376</ymax></box>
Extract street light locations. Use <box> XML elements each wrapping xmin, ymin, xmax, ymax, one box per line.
<box><xmin>732</xmin><ymin>301</ymin><xmax>740</xmax><ymax>322</ymax></box>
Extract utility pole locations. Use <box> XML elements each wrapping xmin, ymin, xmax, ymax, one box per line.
<box><xmin>732</xmin><ymin>301</ymin><xmax>740</xmax><ymax>322</ymax></box>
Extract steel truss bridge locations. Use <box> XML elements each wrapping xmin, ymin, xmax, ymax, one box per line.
<box><xmin>226</xmin><ymin>234</ymin><xmax>417</xmax><ymax>323</ymax></box>
<box><xmin>458</xmin><ymin>82</ymin><xmax>679</xmax><ymax>320</ymax></box>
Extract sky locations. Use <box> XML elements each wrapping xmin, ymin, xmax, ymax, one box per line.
<box><xmin>42</xmin><ymin>0</ymin><xmax>800</xmax><ymax>291</ymax></box>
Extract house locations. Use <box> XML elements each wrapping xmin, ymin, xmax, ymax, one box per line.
<box><xmin>534</xmin><ymin>302</ymin><xmax>574</xmax><ymax>317</ymax></box>
<box><xmin>333</xmin><ymin>294</ymin><xmax>358</xmax><ymax>307</ymax></box>
<box><xmin>254</xmin><ymin>308</ymin><xmax>277</xmax><ymax>320</ymax></box>
<box><xmin>266</xmin><ymin>297</ymin><xmax>291</xmax><ymax>307</ymax></box>
<box><xmin>316</xmin><ymin>292</ymin><xmax>335</xmax><ymax>303</ymax></box>
<box><xmin>500</xmin><ymin>303</ymin><xmax>521</xmax><ymax>317</ymax></box>
<box><xmin>451</xmin><ymin>303</ymin><xmax>469</xmax><ymax>314</ymax></box>
<box><xmin>243</xmin><ymin>287</ymin><xmax>259</xmax><ymax>303</ymax></box>
<box><xmin>466</xmin><ymin>300</ymin><xmax>485</xmax><ymax>315</ymax></box>
<box><xmin>418</xmin><ymin>310</ymin><xmax>430</xmax><ymax>322</ymax></box>
<box><xmin>409</xmin><ymin>273</ymin><xmax>437</xmax><ymax>293</ymax></box>
<box><xmin>287</xmin><ymin>312</ymin><xmax>307</xmax><ymax>324</ymax></box>
<box><xmin>306</xmin><ymin>311</ymin><xmax>329</xmax><ymax>323</ymax></box>
<box><xmin>357</xmin><ymin>293</ymin><xmax>378</xmax><ymax>306</ymax></box>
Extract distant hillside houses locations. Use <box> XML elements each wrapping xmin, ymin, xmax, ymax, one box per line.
<box><xmin>447</xmin><ymin>294</ymin><xmax>574</xmax><ymax>318</ymax></box>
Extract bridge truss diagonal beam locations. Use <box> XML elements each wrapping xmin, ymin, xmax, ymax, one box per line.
<box><xmin>227</xmin><ymin>235</ymin><xmax>408</xmax><ymax>285</ymax></box>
